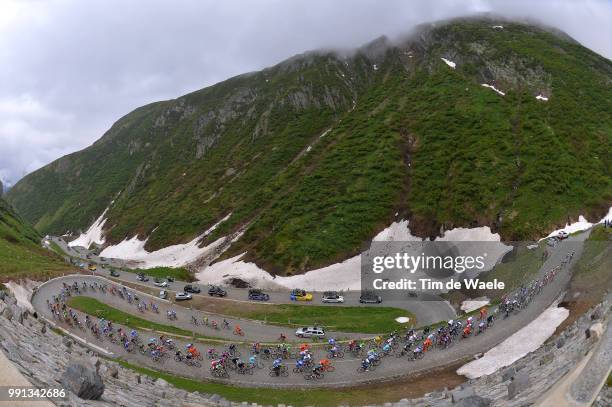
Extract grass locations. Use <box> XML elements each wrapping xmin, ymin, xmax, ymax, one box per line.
<box><xmin>479</xmin><ymin>244</ymin><xmax>546</xmax><ymax>300</ymax></box>
<box><xmin>568</xmin><ymin>225</ymin><xmax>611</xmax><ymax>303</ymax></box>
<box><xmin>127</xmin><ymin>267</ymin><xmax>193</xmax><ymax>282</ymax></box>
<box><xmin>242</xmin><ymin>304</ymin><xmax>414</xmax><ymax>333</ymax></box>
<box><xmin>0</xmin><ymin>199</ymin><xmax>72</xmax><ymax>280</ymax></box>
<box><xmin>67</xmin><ymin>297</ymin><xmax>196</xmax><ymax>338</ymax></box>
<box><xmin>113</xmin><ymin>358</ymin><xmax>463</xmax><ymax>406</ymax></box>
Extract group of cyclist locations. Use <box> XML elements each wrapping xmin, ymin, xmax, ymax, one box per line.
<box><xmin>45</xmin><ymin>253</ymin><xmax>569</xmax><ymax>382</ymax></box>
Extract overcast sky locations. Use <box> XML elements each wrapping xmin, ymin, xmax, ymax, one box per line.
<box><xmin>0</xmin><ymin>0</ymin><xmax>610</xmax><ymax>187</ymax></box>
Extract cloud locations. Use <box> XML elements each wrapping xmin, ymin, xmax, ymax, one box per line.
<box><xmin>0</xmin><ymin>0</ymin><xmax>610</xmax><ymax>185</ymax></box>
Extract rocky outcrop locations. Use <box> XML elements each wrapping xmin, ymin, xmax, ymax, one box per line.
<box><xmin>61</xmin><ymin>359</ymin><xmax>105</xmax><ymax>400</ymax></box>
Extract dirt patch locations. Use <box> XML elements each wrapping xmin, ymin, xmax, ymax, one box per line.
<box><xmin>555</xmin><ymin>300</ymin><xmax>595</xmax><ymax>335</ymax></box>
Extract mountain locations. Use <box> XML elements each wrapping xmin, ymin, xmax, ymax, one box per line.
<box><xmin>6</xmin><ymin>16</ymin><xmax>612</xmax><ymax>275</ymax></box>
<box><xmin>0</xmin><ymin>198</ymin><xmax>71</xmax><ymax>280</ymax></box>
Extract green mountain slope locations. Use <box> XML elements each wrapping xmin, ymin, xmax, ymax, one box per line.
<box><xmin>0</xmin><ymin>199</ymin><xmax>71</xmax><ymax>279</ymax></box>
<box><xmin>7</xmin><ymin>17</ymin><xmax>612</xmax><ymax>275</ymax></box>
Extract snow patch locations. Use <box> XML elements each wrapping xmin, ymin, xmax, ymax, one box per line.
<box><xmin>599</xmin><ymin>207</ymin><xmax>612</xmax><ymax>223</ymax></box>
<box><xmin>535</xmin><ymin>94</ymin><xmax>549</xmax><ymax>101</ymax></box>
<box><xmin>457</xmin><ymin>306</ymin><xmax>568</xmax><ymax>379</ymax></box>
<box><xmin>492</xmin><ymin>25</ymin><xmax>504</xmax><ymax>30</ymax></box>
<box><xmin>481</xmin><ymin>83</ymin><xmax>505</xmax><ymax>96</ymax></box>
<box><xmin>542</xmin><ymin>215</ymin><xmax>593</xmax><ymax>240</ymax></box>
<box><xmin>100</xmin><ymin>213</ymin><xmax>232</xmax><ymax>268</ymax></box>
<box><xmin>197</xmin><ymin>221</ymin><xmax>510</xmax><ymax>291</ymax></box>
<box><xmin>441</xmin><ymin>58</ymin><xmax>456</xmax><ymax>69</ymax></box>
<box><xmin>460</xmin><ymin>297</ymin><xmax>490</xmax><ymax>313</ymax></box>
<box><xmin>306</xmin><ymin>146</ymin><xmax>312</xmax><ymax>153</ymax></box>
<box><xmin>68</xmin><ymin>208</ymin><xmax>109</xmax><ymax>248</ymax></box>
<box><xmin>372</xmin><ymin>64</ymin><xmax>379</xmax><ymax>71</ymax></box>
<box><xmin>436</xmin><ymin>226</ymin><xmax>501</xmax><ymax>242</ymax></box>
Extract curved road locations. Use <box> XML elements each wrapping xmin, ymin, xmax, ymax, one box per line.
<box><xmin>47</xmin><ymin>236</ymin><xmax>456</xmax><ymax>326</ymax></box>
<box><xmin>32</xmin><ymin>233</ymin><xmax>588</xmax><ymax>388</ymax></box>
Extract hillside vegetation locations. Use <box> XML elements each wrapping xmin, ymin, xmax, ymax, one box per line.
<box><xmin>0</xmin><ymin>199</ymin><xmax>71</xmax><ymax>280</ymax></box>
<box><xmin>7</xmin><ymin>17</ymin><xmax>612</xmax><ymax>275</ymax></box>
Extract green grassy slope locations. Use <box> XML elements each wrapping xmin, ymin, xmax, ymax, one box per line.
<box><xmin>0</xmin><ymin>199</ymin><xmax>72</xmax><ymax>280</ymax></box>
<box><xmin>6</xmin><ymin>17</ymin><xmax>612</xmax><ymax>275</ymax></box>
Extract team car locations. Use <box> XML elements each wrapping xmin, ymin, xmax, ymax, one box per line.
<box><xmin>295</xmin><ymin>326</ymin><xmax>325</xmax><ymax>338</ymax></box>
<box><xmin>248</xmin><ymin>289</ymin><xmax>270</xmax><ymax>301</ymax></box>
<box><xmin>321</xmin><ymin>291</ymin><xmax>344</xmax><ymax>303</ymax></box>
<box><xmin>290</xmin><ymin>289</ymin><xmax>313</xmax><ymax>301</ymax></box>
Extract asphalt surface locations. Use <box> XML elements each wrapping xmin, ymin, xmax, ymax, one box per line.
<box><xmin>32</xmin><ymin>232</ymin><xmax>588</xmax><ymax>388</ymax></box>
<box><xmin>46</xmin><ymin>236</ymin><xmax>457</xmax><ymax>326</ymax></box>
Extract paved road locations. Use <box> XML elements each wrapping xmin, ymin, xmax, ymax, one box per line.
<box><xmin>47</xmin><ymin>236</ymin><xmax>456</xmax><ymax>326</ymax></box>
<box><xmin>32</xmin><ymin>233</ymin><xmax>588</xmax><ymax>388</ymax></box>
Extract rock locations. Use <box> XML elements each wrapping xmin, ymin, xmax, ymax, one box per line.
<box><xmin>62</xmin><ymin>337</ymin><xmax>72</xmax><ymax>348</ymax></box>
<box><xmin>590</xmin><ymin>308</ymin><xmax>603</xmax><ymax>320</ymax></box>
<box><xmin>2</xmin><ymin>306</ymin><xmax>14</xmax><ymax>321</ymax></box>
<box><xmin>539</xmin><ymin>353</ymin><xmax>554</xmax><ymax>366</ymax></box>
<box><xmin>106</xmin><ymin>366</ymin><xmax>119</xmax><ymax>379</ymax></box>
<box><xmin>473</xmin><ymin>352</ymin><xmax>484</xmax><ymax>359</ymax></box>
<box><xmin>41</xmin><ymin>322</ymin><xmax>47</xmax><ymax>334</ymax></box>
<box><xmin>60</xmin><ymin>360</ymin><xmax>105</xmax><ymax>400</ymax></box>
<box><xmin>588</xmin><ymin>323</ymin><xmax>604</xmax><ymax>340</ymax></box>
<box><xmin>501</xmin><ymin>367</ymin><xmax>515</xmax><ymax>382</ymax></box>
<box><xmin>556</xmin><ymin>337</ymin><xmax>566</xmax><ymax>348</ymax></box>
<box><xmin>454</xmin><ymin>395</ymin><xmax>490</xmax><ymax>407</ymax></box>
<box><xmin>508</xmin><ymin>371</ymin><xmax>529</xmax><ymax>400</ymax></box>
<box><xmin>451</xmin><ymin>385</ymin><xmax>475</xmax><ymax>403</ymax></box>
<box><xmin>135</xmin><ymin>374</ymin><xmax>141</xmax><ymax>384</ymax></box>
<box><xmin>90</xmin><ymin>356</ymin><xmax>101</xmax><ymax>372</ymax></box>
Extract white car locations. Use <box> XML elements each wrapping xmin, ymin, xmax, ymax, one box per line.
<box><xmin>175</xmin><ymin>292</ymin><xmax>192</xmax><ymax>301</ymax></box>
<box><xmin>154</xmin><ymin>281</ymin><xmax>169</xmax><ymax>288</ymax></box>
<box><xmin>321</xmin><ymin>291</ymin><xmax>344</xmax><ymax>303</ymax></box>
<box><xmin>159</xmin><ymin>290</ymin><xmax>168</xmax><ymax>299</ymax></box>
<box><xmin>557</xmin><ymin>231</ymin><xmax>569</xmax><ymax>240</ymax></box>
<box><xmin>295</xmin><ymin>326</ymin><xmax>325</xmax><ymax>338</ymax></box>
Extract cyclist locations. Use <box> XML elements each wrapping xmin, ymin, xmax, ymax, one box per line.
<box><xmin>248</xmin><ymin>354</ymin><xmax>258</xmax><ymax>367</ymax></box>
<box><xmin>272</xmin><ymin>358</ymin><xmax>283</xmax><ymax>376</ymax></box>
<box><xmin>361</xmin><ymin>358</ymin><xmax>371</xmax><ymax>371</ymax></box>
<box><xmin>382</xmin><ymin>342</ymin><xmax>392</xmax><ymax>355</ymax></box>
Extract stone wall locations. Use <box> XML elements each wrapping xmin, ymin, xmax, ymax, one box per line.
<box><xmin>0</xmin><ymin>289</ymin><xmax>609</xmax><ymax>407</ymax></box>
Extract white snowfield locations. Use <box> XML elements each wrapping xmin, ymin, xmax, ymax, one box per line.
<box><xmin>457</xmin><ymin>306</ymin><xmax>568</xmax><ymax>379</ymax></box>
<box><xmin>68</xmin><ymin>208</ymin><xmax>109</xmax><ymax>248</ymax></box>
<box><xmin>99</xmin><ymin>213</ymin><xmax>232</xmax><ymax>269</ymax></box>
<box><xmin>460</xmin><ymin>297</ymin><xmax>490</xmax><ymax>314</ymax></box>
<box><xmin>492</xmin><ymin>25</ymin><xmax>504</xmax><ymax>29</ymax></box>
<box><xmin>481</xmin><ymin>83</ymin><xmax>505</xmax><ymax>96</ymax></box>
<box><xmin>196</xmin><ymin>221</ymin><xmax>508</xmax><ymax>291</ymax></box>
<box><xmin>539</xmin><ymin>207</ymin><xmax>611</xmax><ymax>242</ymax></box>
<box><xmin>441</xmin><ymin>57</ymin><xmax>456</xmax><ymax>69</ymax></box>
<box><xmin>598</xmin><ymin>206</ymin><xmax>612</xmax><ymax>223</ymax></box>
<box><xmin>535</xmin><ymin>94</ymin><xmax>549</xmax><ymax>101</ymax></box>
